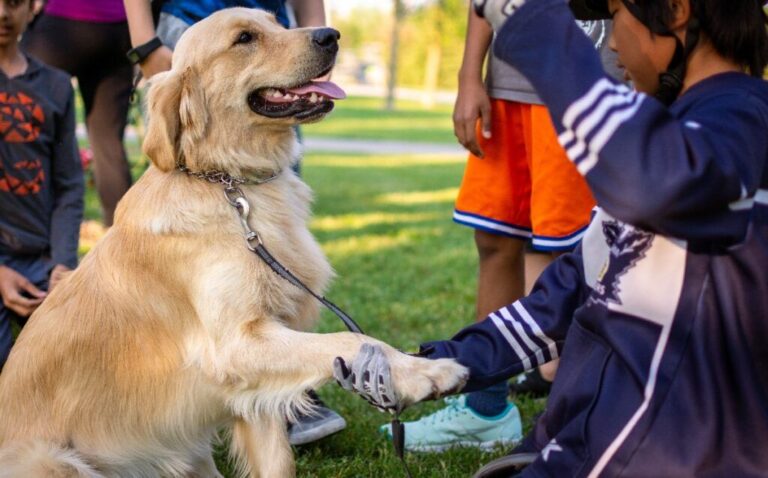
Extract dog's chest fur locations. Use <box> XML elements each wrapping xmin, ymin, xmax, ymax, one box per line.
<box><xmin>129</xmin><ymin>166</ymin><xmax>333</xmax><ymax>333</ymax></box>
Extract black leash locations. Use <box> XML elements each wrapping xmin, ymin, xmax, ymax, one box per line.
<box><xmin>180</xmin><ymin>166</ymin><xmax>412</xmax><ymax>475</ymax></box>
<box><xmin>220</xmin><ymin>183</ymin><xmax>364</xmax><ymax>334</ymax></box>
<box><xmin>391</xmin><ymin>418</ymin><xmax>414</xmax><ymax>478</ymax></box>
<box><xmin>251</xmin><ymin>238</ymin><xmax>365</xmax><ymax>335</ymax></box>
<box><xmin>222</xmin><ymin>183</ymin><xmax>416</xmax><ymax>476</ymax></box>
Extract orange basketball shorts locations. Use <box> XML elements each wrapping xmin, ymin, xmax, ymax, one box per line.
<box><xmin>454</xmin><ymin>100</ymin><xmax>595</xmax><ymax>251</ymax></box>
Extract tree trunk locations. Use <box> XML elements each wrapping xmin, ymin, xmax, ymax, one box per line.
<box><xmin>385</xmin><ymin>0</ymin><xmax>406</xmax><ymax>111</ymax></box>
<box><xmin>422</xmin><ymin>42</ymin><xmax>442</xmax><ymax>109</ymax></box>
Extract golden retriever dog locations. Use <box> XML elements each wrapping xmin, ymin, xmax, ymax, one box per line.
<box><xmin>0</xmin><ymin>8</ymin><xmax>467</xmax><ymax>478</ymax></box>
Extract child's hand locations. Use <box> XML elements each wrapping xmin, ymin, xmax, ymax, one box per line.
<box><xmin>453</xmin><ymin>76</ymin><xmax>492</xmax><ymax>158</ymax></box>
<box><xmin>0</xmin><ymin>265</ymin><xmax>46</xmax><ymax>317</ymax></box>
<box><xmin>48</xmin><ymin>264</ymin><xmax>71</xmax><ymax>292</ymax></box>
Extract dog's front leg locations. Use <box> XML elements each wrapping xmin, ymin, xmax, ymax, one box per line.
<box><xmin>219</xmin><ymin>321</ymin><xmax>468</xmax><ymax>411</ymax></box>
<box><xmin>231</xmin><ymin>416</ymin><xmax>294</xmax><ymax>478</ymax></box>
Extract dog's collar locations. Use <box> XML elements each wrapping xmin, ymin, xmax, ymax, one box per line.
<box><xmin>177</xmin><ymin>164</ymin><xmax>281</xmax><ymax>187</ymax></box>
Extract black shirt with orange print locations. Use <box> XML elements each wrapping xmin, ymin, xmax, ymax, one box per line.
<box><xmin>0</xmin><ymin>55</ymin><xmax>83</xmax><ymax>270</ymax></box>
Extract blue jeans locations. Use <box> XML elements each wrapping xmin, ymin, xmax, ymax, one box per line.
<box><xmin>0</xmin><ymin>254</ymin><xmax>50</xmax><ymax>371</ymax></box>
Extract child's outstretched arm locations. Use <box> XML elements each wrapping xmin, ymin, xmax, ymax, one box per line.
<box><xmin>418</xmin><ymin>247</ymin><xmax>586</xmax><ymax>393</ymax></box>
<box><xmin>332</xmin><ymin>248</ymin><xmax>584</xmax><ymax>410</ymax></box>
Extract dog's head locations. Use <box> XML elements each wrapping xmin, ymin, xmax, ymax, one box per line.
<box><xmin>143</xmin><ymin>8</ymin><xmax>345</xmax><ymax>174</ymax></box>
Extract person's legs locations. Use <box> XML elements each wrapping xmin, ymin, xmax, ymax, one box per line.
<box><xmin>465</xmin><ymin>230</ymin><xmax>525</xmax><ymax>416</ymax></box>
<box><xmin>461</xmin><ymin>100</ymin><xmax>531</xmax><ymax>419</ymax></box>
<box><xmin>387</xmin><ymin>100</ymin><xmax>530</xmax><ymax>451</ymax></box>
<box><xmin>508</xmin><ymin>105</ymin><xmax>595</xmax><ymax>397</ymax></box>
<box><xmin>77</xmin><ymin>23</ymin><xmax>133</xmax><ymax>226</ymax></box>
<box><xmin>474</xmin><ymin>231</ymin><xmax>526</xmax><ymax>319</ymax></box>
<box><xmin>80</xmin><ymin>65</ymin><xmax>133</xmax><ymax>226</ymax></box>
<box><xmin>529</xmin><ymin>105</ymin><xmax>595</xmax><ymax>389</ymax></box>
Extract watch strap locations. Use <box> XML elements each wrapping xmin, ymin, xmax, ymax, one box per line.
<box><xmin>126</xmin><ymin>37</ymin><xmax>163</xmax><ymax>65</ymax></box>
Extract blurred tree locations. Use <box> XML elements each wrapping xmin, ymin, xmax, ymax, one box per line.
<box><xmin>385</xmin><ymin>0</ymin><xmax>407</xmax><ymax>110</ymax></box>
<box><xmin>331</xmin><ymin>7</ymin><xmax>387</xmax><ymax>56</ymax></box>
<box><xmin>399</xmin><ymin>0</ymin><xmax>466</xmax><ymax>102</ymax></box>
<box><xmin>331</xmin><ymin>0</ymin><xmax>468</xmax><ymax>110</ymax></box>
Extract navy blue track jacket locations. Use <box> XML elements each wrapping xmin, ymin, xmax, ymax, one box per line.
<box><xmin>421</xmin><ymin>1</ymin><xmax>768</xmax><ymax>476</ymax></box>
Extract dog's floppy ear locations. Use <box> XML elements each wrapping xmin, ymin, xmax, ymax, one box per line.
<box><xmin>178</xmin><ymin>68</ymin><xmax>208</xmax><ymax>146</ymax></box>
<box><xmin>143</xmin><ymin>67</ymin><xmax>208</xmax><ymax>172</ymax></box>
<box><xmin>143</xmin><ymin>70</ymin><xmax>183</xmax><ymax>172</ymax></box>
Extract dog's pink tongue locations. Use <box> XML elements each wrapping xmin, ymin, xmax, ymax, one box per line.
<box><xmin>287</xmin><ymin>81</ymin><xmax>346</xmax><ymax>99</ymax></box>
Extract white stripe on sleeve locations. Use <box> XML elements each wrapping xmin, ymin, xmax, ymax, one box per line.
<box><xmin>756</xmin><ymin>189</ymin><xmax>768</xmax><ymax>205</ymax></box>
<box><xmin>489</xmin><ymin>312</ymin><xmax>533</xmax><ymax>371</ymax></box>
<box><xmin>566</xmin><ymin>91</ymin><xmax>640</xmax><ymax>162</ymax></box>
<box><xmin>575</xmin><ymin>94</ymin><xmax>646</xmax><ymax>175</ymax></box>
<box><xmin>560</xmin><ymin>78</ymin><xmax>646</xmax><ymax>176</ymax></box>
<box><xmin>562</xmin><ymin>78</ymin><xmax>615</xmax><ymax>127</ymax></box>
<box><xmin>498</xmin><ymin>307</ymin><xmax>546</xmax><ymax>366</ymax></box>
<box><xmin>512</xmin><ymin>301</ymin><xmax>559</xmax><ymax>361</ymax></box>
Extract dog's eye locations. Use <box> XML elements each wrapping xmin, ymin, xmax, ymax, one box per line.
<box><xmin>235</xmin><ymin>31</ymin><xmax>254</xmax><ymax>45</ymax></box>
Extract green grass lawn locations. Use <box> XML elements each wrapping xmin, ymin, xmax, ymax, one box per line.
<box><xmin>301</xmin><ymin>96</ymin><xmax>456</xmax><ymax>144</ymax></box>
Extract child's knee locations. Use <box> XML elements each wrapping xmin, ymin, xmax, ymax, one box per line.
<box><xmin>474</xmin><ymin>230</ymin><xmax>525</xmax><ymax>260</ymax></box>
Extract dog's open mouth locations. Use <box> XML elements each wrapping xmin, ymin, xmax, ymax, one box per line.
<box><xmin>248</xmin><ymin>80</ymin><xmax>346</xmax><ymax>120</ymax></box>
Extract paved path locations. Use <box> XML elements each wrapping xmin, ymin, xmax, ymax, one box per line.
<box><xmin>302</xmin><ymin>137</ymin><xmax>464</xmax><ymax>155</ymax></box>
<box><xmin>81</xmin><ymin>125</ymin><xmax>465</xmax><ymax>156</ymax></box>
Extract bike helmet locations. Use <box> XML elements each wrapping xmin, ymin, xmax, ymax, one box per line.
<box><xmin>570</xmin><ymin>0</ymin><xmax>699</xmax><ymax>105</ymax></box>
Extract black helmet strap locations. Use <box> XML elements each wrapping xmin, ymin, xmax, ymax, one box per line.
<box><xmin>620</xmin><ymin>0</ymin><xmax>701</xmax><ymax>105</ymax></box>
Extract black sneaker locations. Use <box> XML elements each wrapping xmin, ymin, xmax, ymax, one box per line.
<box><xmin>288</xmin><ymin>390</ymin><xmax>346</xmax><ymax>445</ymax></box>
<box><xmin>472</xmin><ymin>452</ymin><xmax>538</xmax><ymax>478</ymax></box>
<box><xmin>508</xmin><ymin>369</ymin><xmax>552</xmax><ymax>397</ymax></box>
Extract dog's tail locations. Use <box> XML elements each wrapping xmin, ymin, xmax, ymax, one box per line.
<box><xmin>0</xmin><ymin>441</ymin><xmax>102</xmax><ymax>478</ymax></box>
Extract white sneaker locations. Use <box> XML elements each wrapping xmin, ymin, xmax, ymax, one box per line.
<box><xmin>380</xmin><ymin>395</ymin><xmax>522</xmax><ymax>452</ymax></box>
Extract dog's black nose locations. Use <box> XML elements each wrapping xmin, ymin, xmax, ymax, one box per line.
<box><xmin>311</xmin><ymin>28</ymin><xmax>340</xmax><ymax>50</ymax></box>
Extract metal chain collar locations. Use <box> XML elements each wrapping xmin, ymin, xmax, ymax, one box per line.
<box><xmin>178</xmin><ymin>164</ymin><xmax>281</xmax><ymax>189</ymax></box>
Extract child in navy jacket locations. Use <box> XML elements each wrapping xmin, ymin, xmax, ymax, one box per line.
<box><xmin>336</xmin><ymin>0</ymin><xmax>768</xmax><ymax>475</ymax></box>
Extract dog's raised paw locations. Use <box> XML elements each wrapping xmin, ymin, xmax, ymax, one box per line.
<box><xmin>391</xmin><ymin>355</ymin><xmax>469</xmax><ymax>405</ymax></box>
<box><xmin>423</xmin><ymin>358</ymin><xmax>469</xmax><ymax>399</ymax></box>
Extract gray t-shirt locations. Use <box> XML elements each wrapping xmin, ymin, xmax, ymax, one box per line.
<box><xmin>486</xmin><ymin>20</ymin><xmax>622</xmax><ymax>104</ymax></box>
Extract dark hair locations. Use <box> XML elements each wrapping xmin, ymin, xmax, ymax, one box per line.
<box><xmin>636</xmin><ymin>0</ymin><xmax>768</xmax><ymax>76</ymax></box>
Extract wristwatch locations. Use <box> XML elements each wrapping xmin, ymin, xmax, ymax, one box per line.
<box><xmin>126</xmin><ymin>37</ymin><xmax>163</xmax><ymax>65</ymax></box>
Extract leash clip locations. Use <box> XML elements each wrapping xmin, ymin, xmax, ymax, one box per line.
<box><xmin>224</xmin><ymin>187</ymin><xmax>263</xmax><ymax>250</ymax></box>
